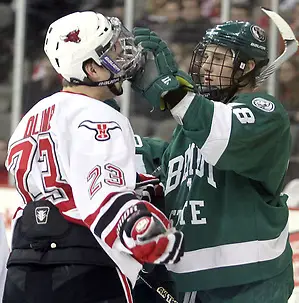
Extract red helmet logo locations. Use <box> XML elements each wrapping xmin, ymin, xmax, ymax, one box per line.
<box><xmin>62</xmin><ymin>29</ymin><xmax>81</xmax><ymax>43</ymax></box>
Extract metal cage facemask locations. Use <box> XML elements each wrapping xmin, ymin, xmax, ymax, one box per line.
<box><xmin>95</xmin><ymin>17</ymin><xmax>143</xmax><ymax>81</ymax></box>
<box><xmin>189</xmin><ymin>42</ymin><xmax>248</xmax><ymax>102</ymax></box>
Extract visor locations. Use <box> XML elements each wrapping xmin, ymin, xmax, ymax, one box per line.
<box><xmin>95</xmin><ymin>17</ymin><xmax>143</xmax><ymax>80</ymax></box>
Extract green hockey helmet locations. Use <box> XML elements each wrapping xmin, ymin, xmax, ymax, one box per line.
<box><xmin>189</xmin><ymin>21</ymin><xmax>269</xmax><ymax>102</ymax></box>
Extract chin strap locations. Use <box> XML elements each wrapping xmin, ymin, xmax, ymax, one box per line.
<box><xmin>108</xmin><ymin>83</ymin><xmax>123</xmax><ymax>96</ymax></box>
<box><xmin>70</xmin><ymin>70</ymin><xmax>124</xmax><ymax>96</ymax></box>
<box><xmin>199</xmin><ymin>85</ymin><xmax>235</xmax><ymax>103</ymax></box>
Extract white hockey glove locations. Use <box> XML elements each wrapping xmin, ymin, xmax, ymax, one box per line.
<box><xmin>118</xmin><ymin>203</ymin><xmax>184</xmax><ymax>264</ymax></box>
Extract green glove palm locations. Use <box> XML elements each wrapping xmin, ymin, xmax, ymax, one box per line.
<box><xmin>131</xmin><ymin>28</ymin><xmax>195</xmax><ymax>110</ymax></box>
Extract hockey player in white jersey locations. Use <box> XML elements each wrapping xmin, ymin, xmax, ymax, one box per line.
<box><xmin>3</xmin><ymin>11</ymin><xmax>183</xmax><ymax>303</ymax></box>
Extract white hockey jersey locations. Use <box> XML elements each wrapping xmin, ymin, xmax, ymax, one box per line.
<box><xmin>5</xmin><ymin>91</ymin><xmax>143</xmax><ymax>285</ymax></box>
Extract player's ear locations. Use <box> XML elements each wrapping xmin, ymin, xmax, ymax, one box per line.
<box><xmin>84</xmin><ymin>60</ymin><xmax>95</xmax><ymax>78</ymax></box>
<box><xmin>83</xmin><ymin>59</ymin><xmax>97</xmax><ymax>78</ymax></box>
<box><xmin>245</xmin><ymin>60</ymin><xmax>256</xmax><ymax>74</ymax></box>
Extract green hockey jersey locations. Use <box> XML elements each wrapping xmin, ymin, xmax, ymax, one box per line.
<box><xmin>134</xmin><ymin>134</ymin><xmax>168</xmax><ymax>174</ymax></box>
<box><xmin>162</xmin><ymin>91</ymin><xmax>293</xmax><ymax>292</ymax></box>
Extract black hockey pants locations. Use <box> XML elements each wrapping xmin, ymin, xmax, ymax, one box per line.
<box><xmin>3</xmin><ymin>264</ymin><xmax>132</xmax><ymax>303</ymax></box>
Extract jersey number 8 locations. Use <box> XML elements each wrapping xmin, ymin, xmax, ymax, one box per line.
<box><xmin>232</xmin><ymin>107</ymin><xmax>255</xmax><ymax>124</ymax></box>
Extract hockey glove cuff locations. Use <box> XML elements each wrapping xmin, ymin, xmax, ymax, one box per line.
<box><xmin>135</xmin><ymin>173</ymin><xmax>164</xmax><ymax>210</ymax></box>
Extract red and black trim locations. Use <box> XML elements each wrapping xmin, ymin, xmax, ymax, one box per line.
<box><xmin>93</xmin><ymin>193</ymin><xmax>137</xmax><ymax>238</ymax></box>
<box><xmin>116</xmin><ymin>268</ymin><xmax>133</xmax><ymax>303</ymax></box>
<box><xmin>85</xmin><ymin>189</ymin><xmax>170</xmax><ymax>249</ymax></box>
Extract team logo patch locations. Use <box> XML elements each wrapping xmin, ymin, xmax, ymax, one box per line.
<box><xmin>35</xmin><ymin>206</ymin><xmax>50</xmax><ymax>224</ymax></box>
<box><xmin>250</xmin><ymin>25</ymin><xmax>266</xmax><ymax>42</ymax></box>
<box><xmin>61</xmin><ymin>29</ymin><xmax>81</xmax><ymax>43</ymax></box>
<box><xmin>79</xmin><ymin>120</ymin><xmax>121</xmax><ymax>141</ymax></box>
<box><xmin>252</xmin><ymin>98</ymin><xmax>275</xmax><ymax>112</ymax></box>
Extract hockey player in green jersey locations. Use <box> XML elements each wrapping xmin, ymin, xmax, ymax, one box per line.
<box><xmin>130</xmin><ymin>21</ymin><xmax>294</xmax><ymax>302</ymax></box>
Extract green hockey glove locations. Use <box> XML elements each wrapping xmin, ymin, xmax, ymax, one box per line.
<box><xmin>133</xmin><ymin>28</ymin><xmax>178</xmax><ymax>73</ymax></box>
<box><xmin>131</xmin><ymin>28</ymin><xmax>195</xmax><ymax>110</ymax></box>
<box><xmin>131</xmin><ymin>55</ymin><xmax>179</xmax><ymax>109</ymax></box>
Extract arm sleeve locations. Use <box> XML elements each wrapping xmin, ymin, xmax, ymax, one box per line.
<box><xmin>134</xmin><ymin>136</ymin><xmax>169</xmax><ymax>174</ymax></box>
<box><xmin>144</xmin><ymin>137</ymin><xmax>169</xmax><ymax>167</ymax></box>
<box><xmin>68</xmin><ymin>108</ymin><xmax>140</xmax><ymax>249</ymax></box>
<box><xmin>170</xmin><ymin>92</ymin><xmax>290</xmax><ymax>176</ymax></box>
<box><xmin>67</xmin><ymin>109</ymin><xmax>168</xmax><ymax>250</ymax></box>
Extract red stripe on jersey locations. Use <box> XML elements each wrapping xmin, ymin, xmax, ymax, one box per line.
<box><xmin>116</xmin><ymin>268</ymin><xmax>133</xmax><ymax>303</ymax></box>
<box><xmin>54</xmin><ymin>194</ymin><xmax>86</xmax><ymax>226</ymax></box>
<box><xmin>105</xmin><ymin>225</ymin><xmax>118</xmax><ymax>247</ymax></box>
<box><xmin>137</xmin><ymin>173</ymin><xmax>157</xmax><ymax>182</ymax></box>
<box><xmin>84</xmin><ymin>192</ymin><xmax>119</xmax><ymax>227</ymax></box>
<box><xmin>55</xmin><ymin>198</ymin><xmax>76</xmax><ymax>213</ymax></box>
<box><xmin>12</xmin><ymin>207</ymin><xmax>23</xmax><ymax>219</ymax></box>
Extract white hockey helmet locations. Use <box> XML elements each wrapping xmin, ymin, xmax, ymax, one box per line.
<box><xmin>44</xmin><ymin>11</ymin><xmax>142</xmax><ymax>86</ymax></box>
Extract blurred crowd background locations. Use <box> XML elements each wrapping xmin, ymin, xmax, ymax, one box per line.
<box><xmin>0</xmin><ymin>0</ymin><xmax>299</xmax><ymax>194</ymax></box>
